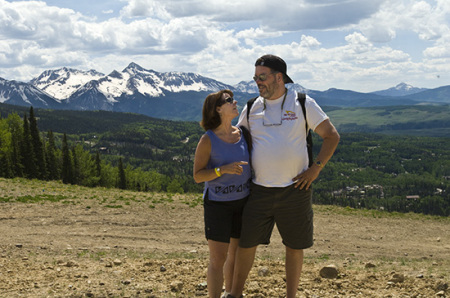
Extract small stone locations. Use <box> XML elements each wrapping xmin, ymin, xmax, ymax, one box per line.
<box><xmin>15</xmin><ymin>244</ymin><xmax>23</xmax><ymax>248</ymax></box>
<box><xmin>113</xmin><ymin>259</ymin><xmax>122</xmax><ymax>266</ymax></box>
<box><xmin>170</xmin><ymin>280</ymin><xmax>183</xmax><ymax>292</ymax></box>
<box><xmin>389</xmin><ymin>273</ymin><xmax>405</xmax><ymax>283</ymax></box>
<box><xmin>436</xmin><ymin>291</ymin><xmax>445</xmax><ymax>297</ymax></box>
<box><xmin>365</xmin><ymin>262</ymin><xmax>376</xmax><ymax>268</ymax></box>
<box><xmin>319</xmin><ymin>265</ymin><xmax>339</xmax><ymax>279</ymax></box>
<box><xmin>160</xmin><ymin>265</ymin><xmax>167</xmax><ymax>272</ymax></box>
<box><xmin>196</xmin><ymin>282</ymin><xmax>207</xmax><ymax>290</ymax></box>
<box><xmin>258</xmin><ymin>266</ymin><xmax>270</xmax><ymax>277</ymax></box>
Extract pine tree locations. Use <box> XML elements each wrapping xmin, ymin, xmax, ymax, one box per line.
<box><xmin>21</xmin><ymin>113</ymin><xmax>36</xmax><ymax>178</ymax></box>
<box><xmin>61</xmin><ymin>133</ymin><xmax>73</xmax><ymax>184</ymax></box>
<box><xmin>28</xmin><ymin>107</ymin><xmax>47</xmax><ymax>179</ymax></box>
<box><xmin>0</xmin><ymin>117</ymin><xmax>13</xmax><ymax>178</ymax></box>
<box><xmin>6</xmin><ymin>113</ymin><xmax>24</xmax><ymax>177</ymax></box>
<box><xmin>71</xmin><ymin>146</ymin><xmax>80</xmax><ymax>184</ymax></box>
<box><xmin>117</xmin><ymin>157</ymin><xmax>127</xmax><ymax>189</ymax></box>
<box><xmin>45</xmin><ymin>130</ymin><xmax>59</xmax><ymax>180</ymax></box>
<box><xmin>95</xmin><ymin>151</ymin><xmax>102</xmax><ymax>186</ymax></box>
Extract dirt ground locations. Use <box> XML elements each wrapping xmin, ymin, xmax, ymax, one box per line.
<box><xmin>0</xmin><ymin>178</ymin><xmax>449</xmax><ymax>297</ymax></box>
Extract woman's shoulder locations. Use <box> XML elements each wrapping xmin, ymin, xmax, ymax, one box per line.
<box><xmin>198</xmin><ymin>133</ymin><xmax>211</xmax><ymax>145</ymax></box>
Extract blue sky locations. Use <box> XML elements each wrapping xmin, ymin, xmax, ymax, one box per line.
<box><xmin>1</xmin><ymin>0</ymin><xmax>449</xmax><ymax>92</ymax></box>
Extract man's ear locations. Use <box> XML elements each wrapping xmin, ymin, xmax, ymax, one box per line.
<box><xmin>277</xmin><ymin>72</ymin><xmax>283</xmax><ymax>83</ymax></box>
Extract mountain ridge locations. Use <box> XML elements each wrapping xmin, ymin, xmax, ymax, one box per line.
<box><xmin>1</xmin><ymin>62</ymin><xmax>449</xmax><ymax>121</ymax></box>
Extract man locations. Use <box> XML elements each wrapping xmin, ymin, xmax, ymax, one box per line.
<box><xmin>228</xmin><ymin>55</ymin><xmax>340</xmax><ymax>298</ymax></box>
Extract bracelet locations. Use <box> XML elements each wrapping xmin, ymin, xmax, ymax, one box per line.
<box><xmin>214</xmin><ymin>167</ymin><xmax>222</xmax><ymax>177</ymax></box>
<box><xmin>314</xmin><ymin>160</ymin><xmax>325</xmax><ymax>168</ymax></box>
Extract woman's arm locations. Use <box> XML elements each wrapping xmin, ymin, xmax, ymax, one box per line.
<box><xmin>193</xmin><ymin>134</ymin><xmax>216</xmax><ymax>183</ymax></box>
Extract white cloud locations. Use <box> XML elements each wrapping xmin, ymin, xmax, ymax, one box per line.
<box><xmin>300</xmin><ymin>35</ymin><xmax>321</xmax><ymax>48</ymax></box>
<box><xmin>0</xmin><ymin>0</ymin><xmax>449</xmax><ymax>92</ymax></box>
<box><xmin>235</xmin><ymin>28</ymin><xmax>282</xmax><ymax>40</ymax></box>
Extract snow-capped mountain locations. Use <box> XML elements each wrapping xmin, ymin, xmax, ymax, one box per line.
<box><xmin>1</xmin><ymin>63</ymin><xmax>449</xmax><ymax>121</ymax></box>
<box><xmin>30</xmin><ymin>62</ymin><xmax>235</xmax><ymax>104</ymax></box>
<box><xmin>122</xmin><ymin>63</ymin><xmax>234</xmax><ymax>94</ymax></box>
<box><xmin>30</xmin><ymin>67</ymin><xmax>105</xmax><ymax>100</ymax></box>
<box><xmin>234</xmin><ymin>80</ymin><xmax>308</xmax><ymax>94</ymax></box>
<box><xmin>234</xmin><ymin>81</ymin><xmax>259</xmax><ymax>93</ymax></box>
<box><xmin>371</xmin><ymin>82</ymin><xmax>428</xmax><ymax>97</ymax></box>
<box><xmin>66</xmin><ymin>80</ymin><xmax>114</xmax><ymax>111</ymax></box>
<box><xmin>0</xmin><ymin>77</ymin><xmax>60</xmax><ymax>108</ymax></box>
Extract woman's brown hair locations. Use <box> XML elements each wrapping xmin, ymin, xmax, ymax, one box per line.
<box><xmin>200</xmin><ymin>89</ymin><xmax>234</xmax><ymax>131</ymax></box>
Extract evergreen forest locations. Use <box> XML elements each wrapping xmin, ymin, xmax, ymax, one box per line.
<box><xmin>0</xmin><ymin>104</ymin><xmax>449</xmax><ymax>216</ymax></box>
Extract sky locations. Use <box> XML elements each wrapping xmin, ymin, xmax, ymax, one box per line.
<box><xmin>0</xmin><ymin>0</ymin><xmax>449</xmax><ymax>92</ymax></box>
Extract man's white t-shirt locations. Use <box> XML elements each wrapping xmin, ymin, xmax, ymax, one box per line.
<box><xmin>237</xmin><ymin>89</ymin><xmax>329</xmax><ymax>187</ymax></box>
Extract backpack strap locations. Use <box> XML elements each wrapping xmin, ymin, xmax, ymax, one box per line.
<box><xmin>297</xmin><ymin>93</ymin><xmax>314</xmax><ymax>167</ymax></box>
<box><xmin>246</xmin><ymin>96</ymin><xmax>258</xmax><ymax>123</ymax></box>
<box><xmin>246</xmin><ymin>92</ymin><xmax>313</xmax><ymax>167</ymax></box>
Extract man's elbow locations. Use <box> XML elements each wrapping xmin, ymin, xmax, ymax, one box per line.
<box><xmin>334</xmin><ymin>130</ymin><xmax>340</xmax><ymax>143</ymax></box>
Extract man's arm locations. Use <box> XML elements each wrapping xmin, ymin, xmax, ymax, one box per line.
<box><xmin>293</xmin><ymin>119</ymin><xmax>340</xmax><ymax>190</ymax></box>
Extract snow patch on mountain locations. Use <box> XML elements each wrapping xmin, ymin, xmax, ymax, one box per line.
<box><xmin>371</xmin><ymin>82</ymin><xmax>428</xmax><ymax>97</ymax></box>
<box><xmin>30</xmin><ymin>67</ymin><xmax>105</xmax><ymax>100</ymax></box>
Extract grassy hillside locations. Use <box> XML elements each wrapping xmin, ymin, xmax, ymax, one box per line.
<box><xmin>326</xmin><ymin>105</ymin><xmax>450</xmax><ymax>137</ymax></box>
<box><xmin>1</xmin><ymin>102</ymin><xmax>449</xmax><ymax>215</ymax></box>
<box><xmin>2</xmin><ymin>102</ymin><xmax>450</xmax><ymax>137</ymax></box>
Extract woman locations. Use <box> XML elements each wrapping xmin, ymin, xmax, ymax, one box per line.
<box><xmin>193</xmin><ymin>89</ymin><xmax>251</xmax><ymax>298</ymax></box>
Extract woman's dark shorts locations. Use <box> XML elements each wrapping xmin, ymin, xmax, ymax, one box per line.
<box><xmin>239</xmin><ymin>183</ymin><xmax>314</xmax><ymax>250</ymax></box>
<box><xmin>203</xmin><ymin>194</ymin><xmax>249</xmax><ymax>243</ymax></box>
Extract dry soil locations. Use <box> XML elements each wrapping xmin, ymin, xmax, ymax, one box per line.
<box><xmin>0</xmin><ymin>178</ymin><xmax>449</xmax><ymax>297</ymax></box>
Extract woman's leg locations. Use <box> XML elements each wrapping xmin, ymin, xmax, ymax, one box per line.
<box><xmin>223</xmin><ymin>237</ymin><xmax>239</xmax><ymax>294</ymax></box>
<box><xmin>208</xmin><ymin>239</ymin><xmax>229</xmax><ymax>298</ymax></box>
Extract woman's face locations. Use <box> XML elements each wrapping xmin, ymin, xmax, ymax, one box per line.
<box><xmin>217</xmin><ymin>93</ymin><xmax>238</xmax><ymax>119</ymax></box>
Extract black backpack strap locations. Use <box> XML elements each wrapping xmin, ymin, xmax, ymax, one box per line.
<box><xmin>246</xmin><ymin>96</ymin><xmax>258</xmax><ymax>123</ymax></box>
<box><xmin>240</xmin><ymin>125</ymin><xmax>252</xmax><ymax>154</ymax></box>
<box><xmin>297</xmin><ymin>92</ymin><xmax>313</xmax><ymax>167</ymax></box>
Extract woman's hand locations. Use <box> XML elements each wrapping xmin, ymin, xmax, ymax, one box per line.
<box><xmin>221</xmin><ymin>161</ymin><xmax>248</xmax><ymax>175</ymax></box>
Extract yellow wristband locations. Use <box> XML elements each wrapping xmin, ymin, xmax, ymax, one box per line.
<box><xmin>214</xmin><ymin>167</ymin><xmax>222</xmax><ymax>177</ymax></box>
<box><xmin>314</xmin><ymin>160</ymin><xmax>325</xmax><ymax>168</ymax></box>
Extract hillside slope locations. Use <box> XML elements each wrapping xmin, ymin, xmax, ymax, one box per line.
<box><xmin>0</xmin><ymin>178</ymin><xmax>448</xmax><ymax>297</ymax></box>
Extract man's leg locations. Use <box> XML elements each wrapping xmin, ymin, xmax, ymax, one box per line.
<box><xmin>285</xmin><ymin>247</ymin><xmax>304</xmax><ymax>298</ymax></box>
<box><xmin>229</xmin><ymin>245</ymin><xmax>258</xmax><ymax>297</ymax></box>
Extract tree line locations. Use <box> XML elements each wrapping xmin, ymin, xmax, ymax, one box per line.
<box><xmin>0</xmin><ymin>107</ymin><xmax>193</xmax><ymax>193</ymax></box>
<box><xmin>0</xmin><ymin>107</ymin><xmax>448</xmax><ymax>216</ymax></box>
<box><xmin>311</xmin><ymin>133</ymin><xmax>450</xmax><ymax>216</ymax></box>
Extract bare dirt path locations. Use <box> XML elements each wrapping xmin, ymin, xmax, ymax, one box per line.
<box><xmin>0</xmin><ymin>178</ymin><xmax>449</xmax><ymax>297</ymax></box>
